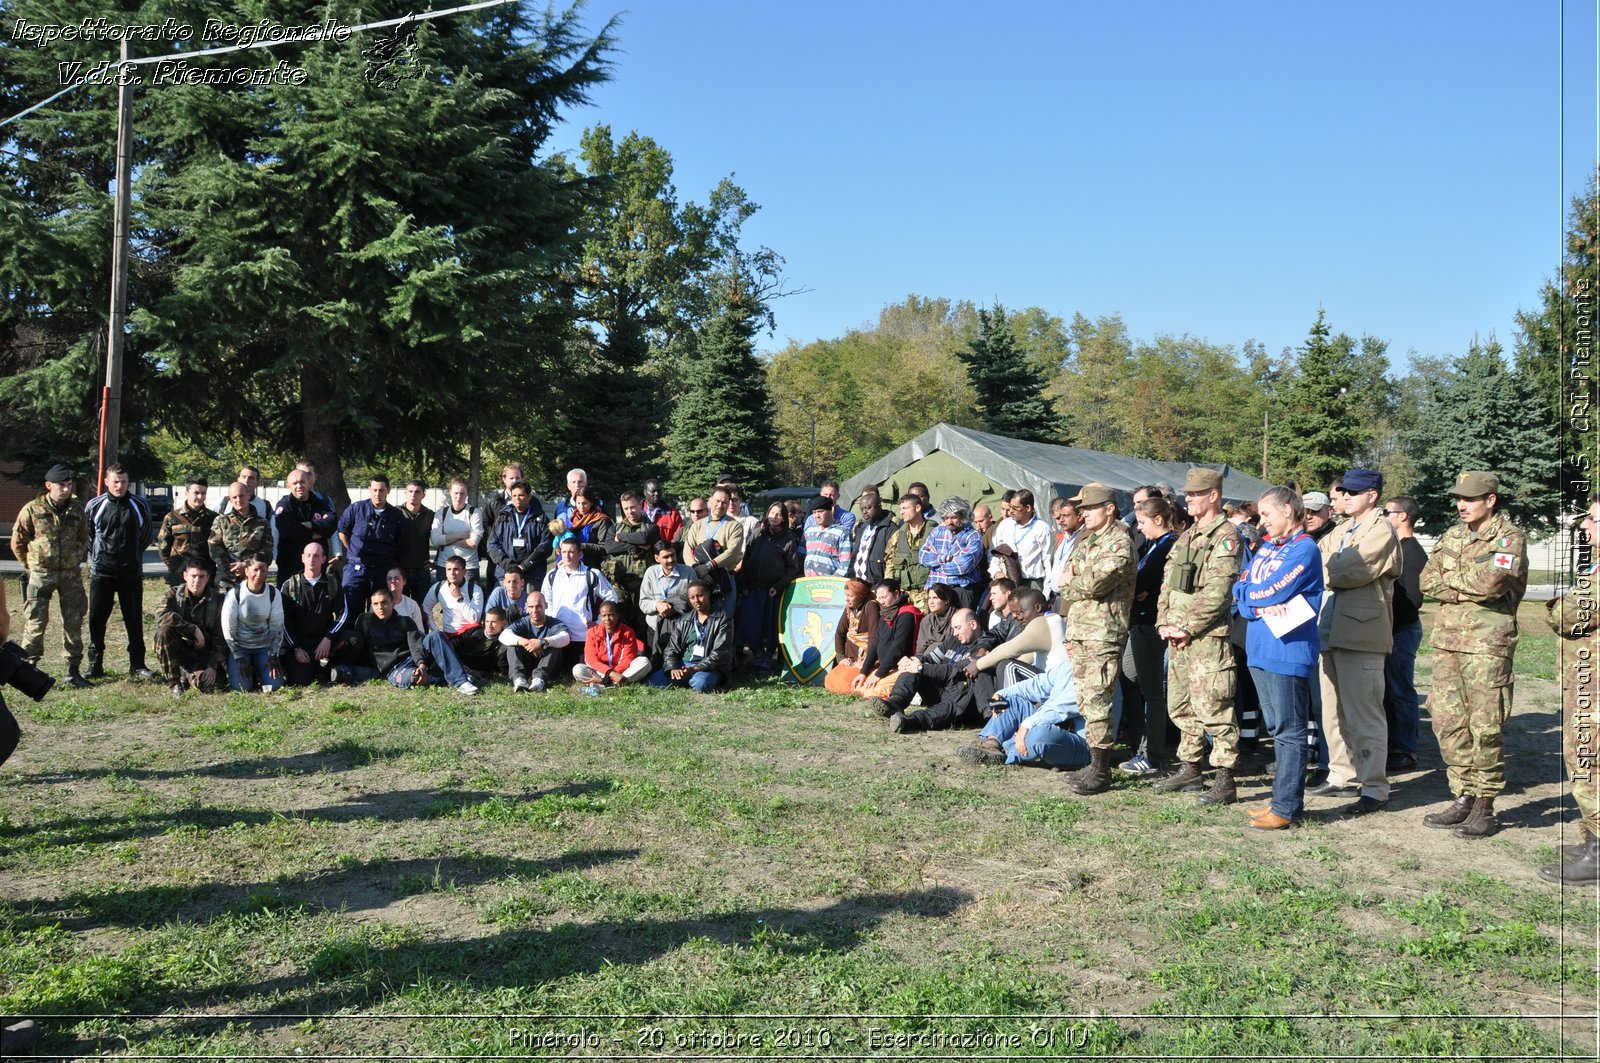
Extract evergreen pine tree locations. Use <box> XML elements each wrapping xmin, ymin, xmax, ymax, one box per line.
<box><xmin>959</xmin><ymin>304</ymin><xmax>1059</xmax><ymax>442</ymax></box>
<box><xmin>1403</xmin><ymin>340</ymin><xmax>1559</xmax><ymax>531</ymax></box>
<box><xmin>1273</xmin><ymin>311</ymin><xmax>1374</xmax><ymax>490</ymax></box>
<box><xmin>665</xmin><ymin>293</ymin><xmax>777</xmax><ymax>496</ymax></box>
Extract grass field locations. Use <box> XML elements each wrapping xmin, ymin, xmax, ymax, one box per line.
<box><xmin>1</xmin><ymin>586</ymin><xmax>1596</xmax><ymax>1060</ymax></box>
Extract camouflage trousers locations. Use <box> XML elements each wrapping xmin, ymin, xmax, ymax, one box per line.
<box><xmin>154</xmin><ymin>614</ymin><xmax>220</xmax><ymax>690</ymax></box>
<box><xmin>1430</xmin><ymin>649</ymin><xmax>1514</xmax><ymax>798</ymax></box>
<box><xmin>1560</xmin><ymin>637</ymin><xmax>1599</xmax><ymax>833</ymax></box>
<box><xmin>1168</xmin><ymin>635</ymin><xmax>1238</xmax><ymax>769</ymax></box>
<box><xmin>1070</xmin><ymin>638</ymin><xmax>1126</xmax><ymax>749</ymax></box>
<box><xmin>19</xmin><ymin>569</ymin><xmax>86</xmax><ymax>667</ymax></box>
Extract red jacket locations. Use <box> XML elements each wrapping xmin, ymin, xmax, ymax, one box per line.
<box><xmin>585</xmin><ymin>622</ymin><xmax>646</xmax><ymax>675</ymax></box>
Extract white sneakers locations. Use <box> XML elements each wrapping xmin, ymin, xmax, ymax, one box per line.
<box><xmin>456</xmin><ymin>681</ymin><xmax>479</xmax><ymax>696</ymax></box>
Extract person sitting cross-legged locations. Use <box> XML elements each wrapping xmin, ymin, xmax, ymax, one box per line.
<box><xmin>955</xmin><ymin>652</ymin><xmax>1091</xmax><ymax>771</ymax></box>
<box><xmin>220</xmin><ymin>557</ymin><xmax>285</xmax><ymax>693</ymax></box>
<box><xmin>573</xmin><ymin>600</ymin><xmax>652</xmax><ymax>688</ymax></box>
<box><xmin>498</xmin><ymin>591</ymin><xmax>571</xmax><ymax>693</ymax></box>
<box><xmin>649</xmin><ymin>581</ymin><xmax>732</xmax><ymax>692</ymax></box>
<box><xmin>335</xmin><ymin>587</ymin><xmax>479</xmax><ymax>694</ymax></box>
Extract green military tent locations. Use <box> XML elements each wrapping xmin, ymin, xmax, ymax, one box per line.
<box><xmin>839</xmin><ymin>423</ymin><xmax>1277</xmax><ymax>513</ymax></box>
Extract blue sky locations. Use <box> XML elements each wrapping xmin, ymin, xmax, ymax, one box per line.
<box><xmin>546</xmin><ymin>1</ymin><xmax>1597</xmax><ymax>369</ymax></box>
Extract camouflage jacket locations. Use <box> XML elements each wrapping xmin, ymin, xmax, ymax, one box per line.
<box><xmin>210</xmin><ymin>508</ymin><xmax>272</xmax><ymax>583</ymax></box>
<box><xmin>11</xmin><ymin>494</ymin><xmax>89</xmax><ymax>572</ymax></box>
<box><xmin>885</xmin><ymin>521</ymin><xmax>933</xmax><ymax>592</ymax></box>
<box><xmin>1057</xmin><ymin>519</ymin><xmax>1136</xmax><ymax>643</ymax></box>
<box><xmin>159</xmin><ymin>585</ymin><xmax>228</xmax><ymax>668</ymax></box>
<box><xmin>1156</xmin><ymin>514</ymin><xmax>1243</xmax><ymax>640</ymax></box>
<box><xmin>1419</xmin><ymin>511</ymin><xmax>1527</xmax><ymax>656</ymax></box>
<box><xmin>157</xmin><ymin>503</ymin><xmax>217</xmax><ymax>566</ymax></box>
<box><xmin>1546</xmin><ymin>570</ymin><xmax>1598</xmax><ymax>640</ymax></box>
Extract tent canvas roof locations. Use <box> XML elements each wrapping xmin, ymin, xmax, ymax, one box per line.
<box><xmin>840</xmin><ymin>423</ymin><xmax>1278</xmax><ymax>506</ymax></box>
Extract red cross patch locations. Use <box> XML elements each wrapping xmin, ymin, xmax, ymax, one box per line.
<box><xmin>1492</xmin><ymin>553</ymin><xmax>1515</xmax><ymax>570</ymax></box>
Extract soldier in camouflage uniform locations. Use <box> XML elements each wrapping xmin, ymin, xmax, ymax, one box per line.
<box><xmin>885</xmin><ymin>496</ymin><xmax>934</xmax><ymax>612</ymax></box>
<box><xmin>1418</xmin><ymin>471</ymin><xmax>1528</xmax><ymax>839</ymax></box>
<box><xmin>1154</xmin><ymin>468</ymin><xmax>1245</xmax><ymax>804</ymax></box>
<box><xmin>10</xmin><ymin>464</ymin><xmax>92</xmax><ymax>687</ymax></box>
<box><xmin>154</xmin><ymin>558</ymin><xmax>228</xmax><ymax>694</ymax></box>
<box><xmin>156</xmin><ymin>476</ymin><xmax>214</xmax><ymax>586</ymax></box>
<box><xmin>209</xmin><ymin>481</ymin><xmax>272</xmax><ymax>592</ymax></box>
<box><xmin>1539</xmin><ymin>495</ymin><xmax>1600</xmax><ymax>883</ymax></box>
<box><xmin>1055</xmin><ymin>483</ymin><xmax>1136</xmax><ymax>794</ymax></box>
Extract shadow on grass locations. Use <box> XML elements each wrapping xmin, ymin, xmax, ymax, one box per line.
<box><xmin>0</xmin><ymin>780</ymin><xmax>619</xmax><ymax>850</ymax></box>
<box><xmin>118</xmin><ymin>886</ymin><xmax>972</xmax><ymax>1047</ymax></box>
<box><xmin>0</xmin><ymin>849</ymin><xmax>640</xmax><ymax>933</ymax></box>
<box><xmin>10</xmin><ymin>741</ymin><xmax>416</xmax><ymax>785</ymax></box>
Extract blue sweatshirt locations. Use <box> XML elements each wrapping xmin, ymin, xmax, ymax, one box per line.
<box><xmin>1233</xmin><ymin>532</ymin><xmax>1324</xmax><ymax>677</ymax></box>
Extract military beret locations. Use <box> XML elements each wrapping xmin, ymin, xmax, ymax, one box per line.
<box><xmin>809</xmin><ymin>495</ymin><xmax>832</xmax><ymax>512</ymax></box>
<box><xmin>1181</xmin><ymin>468</ymin><xmax>1224</xmax><ymax>493</ymax></box>
<box><xmin>1342</xmin><ymin>468</ymin><xmax>1383</xmax><ymax>495</ymax></box>
<box><xmin>1448</xmin><ymin>471</ymin><xmax>1500</xmax><ymax>498</ymax></box>
<box><xmin>1070</xmin><ymin>482</ymin><xmax>1117</xmax><ymax>507</ymax></box>
<box><xmin>44</xmin><ymin>464</ymin><xmax>74</xmax><ymax>485</ymax></box>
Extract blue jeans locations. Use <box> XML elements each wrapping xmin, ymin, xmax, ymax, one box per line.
<box><xmin>978</xmin><ymin>697</ymin><xmax>1091</xmax><ymax>768</ymax></box>
<box><xmin>1383</xmin><ymin>621</ymin><xmax>1422</xmax><ymax>757</ymax></box>
<box><xmin>1251</xmin><ymin>667</ymin><xmax>1309</xmax><ymax>820</ymax></box>
<box><xmin>649</xmin><ymin>668</ymin><xmax>721</xmax><ymax>692</ymax></box>
<box><xmin>227</xmin><ymin>647</ymin><xmax>284</xmax><ymax>692</ymax></box>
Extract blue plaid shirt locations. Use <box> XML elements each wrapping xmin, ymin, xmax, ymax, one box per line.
<box><xmin>917</xmin><ymin>524</ymin><xmax>983</xmax><ymax>587</ymax></box>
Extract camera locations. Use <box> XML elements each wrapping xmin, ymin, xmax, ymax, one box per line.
<box><xmin>0</xmin><ymin>642</ymin><xmax>56</xmax><ymax>702</ymax></box>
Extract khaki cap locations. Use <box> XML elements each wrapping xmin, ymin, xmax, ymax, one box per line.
<box><xmin>1069</xmin><ymin>482</ymin><xmax>1116</xmax><ymax>507</ymax></box>
<box><xmin>1182</xmin><ymin>468</ymin><xmax>1224</xmax><ymax>493</ymax></box>
<box><xmin>1447</xmin><ymin>471</ymin><xmax>1500</xmax><ymax>498</ymax></box>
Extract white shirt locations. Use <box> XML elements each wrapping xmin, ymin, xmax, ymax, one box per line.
<box><xmin>1044</xmin><ymin>529</ymin><xmax>1081</xmax><ymax>599</ymax></box>
<box><xmin>990</xmin><ymin>516</ymin><xmax>1052</xmax><ymax>580</ymax></box>
<box><xmin>221</xmin><ymin>582</ymin><xmax>284</xmax><ymax>655</ymax></box>
<box><xmin>421</xmin><ymin>579</ymin><xmax>485</xmax><ymax>635</ymax></box>
<box><xmin>541</xmin><ymin>563</ymin><xmax>618</xmax><ymax>637</ymax></box>
<box><xmin>431</xmin><ymin>504</ymin><xmax>484</xmax><ymax>569</ymax></box>
<box><xmin>393</xmin><ymin>594</ymin><xmax>427</xmax><ymax>635</ymax></box>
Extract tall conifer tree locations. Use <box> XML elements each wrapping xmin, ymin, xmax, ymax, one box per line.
<box><xmin>959</xmin><ymin>304</ymin><xmax>1059</xmax><ymax>442</ymax></box>
<box><xmin>665</xmin><ymin>291</ymin><xmax>776</xmax><ymax>495</ymax></box>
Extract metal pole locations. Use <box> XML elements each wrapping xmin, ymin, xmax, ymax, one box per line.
<box><xmin>99</xmin><ymin>38</ymin><xmax>135</xmax><ymax>488</ymax></box>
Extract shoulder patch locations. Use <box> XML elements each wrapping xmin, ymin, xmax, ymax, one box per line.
<box><xmin>1220</xmin><ymin>537</ymin><xmax>1238</xmax><ymax>554</ymax></box>
<box><xmin>1493</xmin><ymin>553</ymin><xmax>1516</xmax><ymax>570</ymax></box>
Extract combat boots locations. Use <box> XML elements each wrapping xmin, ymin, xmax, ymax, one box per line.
<box><xmin>1198</xmin><ymin>766</ymin><xmax>1237</xmax><ymax>806</ymax></box>
<box><xmin>1423</xmin><ymin>795</ymin><xmax>1472</xmax><ymax>828</ymax></box>
<box><xmin>1454</xmin><ymin>796</ymin><xmax>1498</xmax><ymax>839</ymax></box>
<box><xmin>1153</xmin><ymin>762</ymin><xmax>1204</xmax><ymax>793</ymax></box>
<box><xmin>66</xmin><ymin>663</ymin><xmax>92</xmax><ymax>690</ymax></box>
<box><xmin>85</xmin><ymin>647</ymin><xmax>103</xmax><ymax>680</ymax></box>
<box><xmin>1539</xmin><ymin>832</ymin><xmax>1600</xmax><ymax>884</ymax></box>
<box><xmin>1066</xmin><ymin>747</ymin><xmax>1112</xmax><ymax>795</ymax></box>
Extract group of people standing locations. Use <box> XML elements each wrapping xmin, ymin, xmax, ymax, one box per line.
<box><xmin>4</xmin><ymin>455</ymin><xmax>1594</xmax><ymax>885</ymax></box>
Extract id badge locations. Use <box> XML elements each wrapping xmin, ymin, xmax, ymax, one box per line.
<box><xmin>690</xmin><ymin>643</ymin><xmax>706</xmax><ymax>660</ymax></box>
<box><xmin>513</xmin><ymin>537</ymin><xmax>526</xmax><ymax>548</ymax></box>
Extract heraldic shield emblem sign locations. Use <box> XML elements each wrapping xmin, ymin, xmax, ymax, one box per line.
<box><xmin>779</xmin><ymin>576</ymin><xmax>849</xmax><ymax>685</ymax></box>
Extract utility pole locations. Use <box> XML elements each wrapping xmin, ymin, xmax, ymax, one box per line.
<box><xmin>97</xmin><ymin>39</ymin><xmax>135</xmax><ymax>491</ymax></box>
<box><xmin>1261</xmin><ymin>408</ymin><xmax>1268</xmax><ymax>480</ymax></box>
